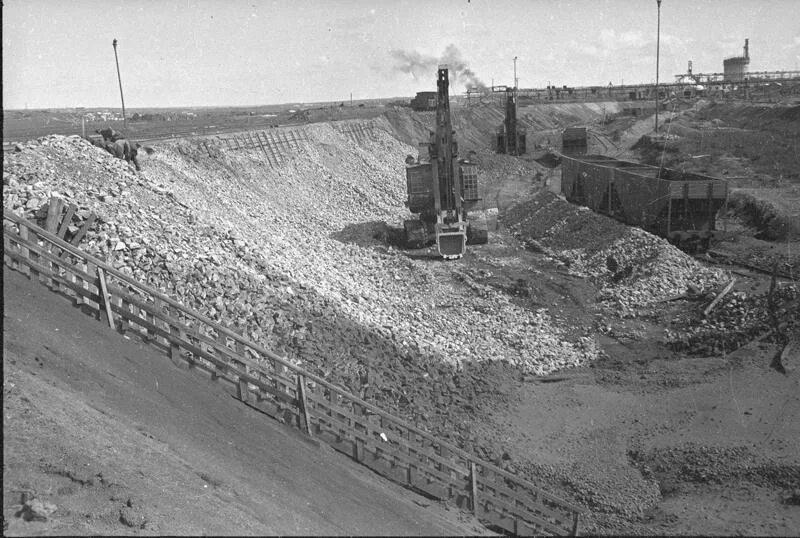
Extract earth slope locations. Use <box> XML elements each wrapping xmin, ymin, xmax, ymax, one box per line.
<box><xmin>3</xmin><ymin>269</ymin><xmax>488</xmax><ymax>536</ymax></box>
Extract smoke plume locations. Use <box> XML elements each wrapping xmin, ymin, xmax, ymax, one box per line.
<box><xmin>390</xmin><ymin>44</ymin><xmax>487</xmax><ymax>91</ymax></box>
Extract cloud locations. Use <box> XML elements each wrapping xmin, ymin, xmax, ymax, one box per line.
<box><xmin>568</xmin><ymin>40</ymin><xmax>599</xmax><ymax>57</ymax></box>
<box><xmin>569</xmin><ymin>29</ymin><xmax>670</xmax><ymax>60</ymax></box>
<box><xmin>388</xmin><ymin>44</ymin><xmax>486</xmax><ymax>90</ymax></box>
<box><xmin>599</xmin><ymin>29</ymin><xmax>648</xmax><ymax>50</ymax></box>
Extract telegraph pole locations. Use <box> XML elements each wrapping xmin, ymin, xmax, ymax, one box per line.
<box><xmin>113</xmin><ymin>38</ymin><xmax>127</xmax><ymax>128</ymax></box>
<box><xmin>513</xmin><ymin>56</ymin><xmax>518</xmax><ymax>91</ymax></box>
<box><xmin>513</xmin><ymin>56</ymin><xmax>518</xmax><ymax>150</ymax></box>
<box><xmin>655</xmin><ymin>0</ymin><xmax>662</xmax><ymax>133</ymax></box>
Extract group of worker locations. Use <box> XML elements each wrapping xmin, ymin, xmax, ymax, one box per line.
<box><xmin>87</xmin><ymin>128</ymin><xmax>142</xmax><ymax>171</ymax></box>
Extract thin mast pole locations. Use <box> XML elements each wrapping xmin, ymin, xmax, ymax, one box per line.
<box><xmin>655</xmin><ymin>0</ymin><xmax>662</xmax><ymax>133</ymax></box>
<box><xmin>113</xmin><ymin>38</ymin><xmax>127</xmax><ymax>128</ymax></box>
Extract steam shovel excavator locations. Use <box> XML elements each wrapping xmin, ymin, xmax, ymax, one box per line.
<box><xmin>496</xmin><ymin>88</ymin><xmax>526</xmax><ymax>155</ymax></box>
<box><xmin>403</xmin><ymin>66</ymin><xmax>488</xmax><ymax>259</ymax></box>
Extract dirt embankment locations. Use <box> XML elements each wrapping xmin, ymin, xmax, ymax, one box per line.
<box><xmin>3</xmin><ymin>269</ymin><xmax>488</xmax><ymax>536</ymax></box>
<box><xmin>629</xmin><ymin>100</ymin><xmax>800</xmax><ymax>241</ymax></box>
<box><xmin>384</xmin><ymin>101</ymin><xmax>622</xmax><ymax>153</ymax></box>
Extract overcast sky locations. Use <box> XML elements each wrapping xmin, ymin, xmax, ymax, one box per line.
<box><xmin>3</xmin><ymin>0</ymin><xmax>799</xmax><ymax>109</ymax></box>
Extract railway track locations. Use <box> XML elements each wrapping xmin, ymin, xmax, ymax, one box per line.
<box><xmin>698</xmin><ymin>249</ymin><xmax>797</xmax><ymax>281</ymax></box>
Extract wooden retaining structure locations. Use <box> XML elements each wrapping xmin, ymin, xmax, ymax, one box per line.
<box><xmin>3</xmin><ymin>208</ymin><xmax>584</xmax><ymax>536</ymax></box>
<box><xmin>216</xmin><ymin>128</ymin><xmax>308</xmax><ymax>168</ymax></box>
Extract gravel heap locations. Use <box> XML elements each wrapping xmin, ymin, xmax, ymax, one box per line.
<box><xmin>502</xmin><ymin>190</ymin><xmax>725</xmax><ymax>313</ymax></box>
<box><xmin>666</xmin><ymin>284</ymin><xmax>799</xmax><ymax>356</ymax></box>
<box><xmin>631</xmin><ymin>443</ymin><xmax>800</xmax><ymax>490</ymax></box>
<box><xmin>3</xmin><ymin>131</ymin><xmax>596</xmax><ymax>446</ymax></box>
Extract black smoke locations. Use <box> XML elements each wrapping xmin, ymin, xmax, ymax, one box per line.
<box><xmin>390</xmin><ymin>44</ymin><xmax>487</xmax><ymax>91</ymax></box>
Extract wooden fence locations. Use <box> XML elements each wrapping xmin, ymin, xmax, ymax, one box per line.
<box><xmin>3</xmin><ymin>208</ymin><xmax>583</xmax><ymax>536</ymax></box>
<box><xmin>213</xmin><ymin>129</ymin><xmax>308</xmax><ymax>167</ymax></box>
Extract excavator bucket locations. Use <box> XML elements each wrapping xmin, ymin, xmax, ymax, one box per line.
<box><xmin>437</xmin><ymin>230</ymin><xmax>466</xmax><ymax>259</ymax></box>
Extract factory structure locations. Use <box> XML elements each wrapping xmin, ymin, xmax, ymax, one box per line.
<box><xmin>723</xmin><ymin>39</ymin><xmax>750</xmax><ymax>82</ymax></box>
<box><xmin>426</xmin><ymin>37</ymin><xmax>799</xmax><ymax>108</ymax></box>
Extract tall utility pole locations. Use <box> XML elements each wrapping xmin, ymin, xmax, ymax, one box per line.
<box><xmin>112</xmin><ymin>38</ymin><xmax>127</xmax><ymax>128</ymax></box>
<box><xmin>655</xmin><ymin>0</ymin><xmax>662</xmax><ymax>134</ymax></box>
<box><xmin>513</xmin><ymin>56</ymin><xmax>518</xmax><ymax>90</ymax></box>
<box><xmin>506</xmin><ymin>56</ymin><xmax>519</xmax><ymax>143</ymax></box>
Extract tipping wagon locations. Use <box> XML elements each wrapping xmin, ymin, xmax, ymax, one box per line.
<box><xmin>561</xmin><ymin>154</ymin><xmax>728</xmax><ymax>249</ymax></box>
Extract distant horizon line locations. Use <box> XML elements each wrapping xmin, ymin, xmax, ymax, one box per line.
<box><xmin>2</xmin><ymin>96</ymin><xmax>418</xmax><ymax>112</ymax></box>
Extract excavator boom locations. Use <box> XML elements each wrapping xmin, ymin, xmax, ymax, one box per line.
<box><xmin>404</xmin><ymin>67</ymin><xmax>487</xmax><ymax>259</ymax></box>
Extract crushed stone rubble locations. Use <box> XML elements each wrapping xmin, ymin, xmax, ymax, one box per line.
<box><xmin>665</xmin><ymin>283</ymin><xmax>799</xmax><ymax>356</ymax></box>
<box><xmin>3</xmin><ymin>132</ymin><xmax>596</xmax><ymax>448</ymax></box>
<box><xmin>502</xmin><ymin>190</ymin><xmax>726</xmax><ymax>313</ymax></box>
<box><xmin>631</xmin><ymin>443</ymin><xmax>800</xmax><ymax>490</ymax></box>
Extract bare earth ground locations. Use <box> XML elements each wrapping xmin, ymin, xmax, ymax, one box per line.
<box><xmin>2</xmin><ymin>269</ymin><xmax>489</xmax><ymax>536</ymax></box>
<box><xmin>440</xmin><ymin>204</ymin><xmax>800</xmax><ymax>535</ymax></box>
<box><xmin>490</xmin><ymin>337</ymin><xmax>800</xmax><ymax>535</ymax></box>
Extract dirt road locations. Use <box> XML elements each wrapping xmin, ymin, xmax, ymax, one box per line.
<box><xmin>2</xmin><ymin>269</ymin><xmax>489</xmax><ymax>536</ymax></box>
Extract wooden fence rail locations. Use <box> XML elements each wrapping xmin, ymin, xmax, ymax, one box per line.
<box><xmin>3</xmin><ymin>209</ymin><xmax>583</xmax><ymax>536</ymax></box>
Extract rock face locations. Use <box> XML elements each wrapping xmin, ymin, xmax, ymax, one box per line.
<box><xmin>2</xmin><ymin>131</ymin><xmax>594</xmax><ymax>446</ymax></box>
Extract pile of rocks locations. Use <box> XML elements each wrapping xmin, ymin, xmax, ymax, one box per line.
<box><xmin>503</xmin><ymin>191</ymin><xmax>724</xmax><ymax>310</ymax></box>
<box><xmin>638</xmin><ymin>443</ymin><xmax>800</xmax><ymax>489</ymax></box>
<box><xmin>3</xmin><ymin>131</ymin><xmax>595</xmax><ymax>445</ymax></box>
<box><xmin>666</xmin><ymin>283</ymin><xmax>799</xmax><ymax>356</ymax></box>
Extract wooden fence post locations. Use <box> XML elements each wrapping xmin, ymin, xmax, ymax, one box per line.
<box><xmin>169</xmin><ymin>324</ymin><xmax>183</xmax><ymax>366</ymax></box>
<box><xmin>83</xmin><ymin>261</ymin><xmax>100</xmax><ymax>318</ymax></box>
<box><xmin>45</xmin><ymin>197</ymin><xmax>64</xmax><ymax>233</ymax></box>
<box><xmin>355</xmin><ymin>435</ymin><xmax>365</xmax><ymax>462</ymax></box>
<box><xmin>470</xmin><ymin>462</ymin><xmax>479</xmax><ymax>516</ymax></box>
<box><xmin>407</xmin><ymin>463</ymin><xmax>416</xmax><ymax>486</ymax></box>
<box><xmin>96</xmin><ymin>267</ymin><xmax>115</xmax><ymax>329</ymax></box>
<box><xmin>56</xmin><ymin>203</ymin><xmax>77</xmax><ymax>239</ymax></box>
<box><xmin>17</xmin><ymin>223</ymin><xmax>31</xmax><ymax>277</ymax></box>
<box><xmin>237</xmin><ymin>377</ymin><xmax>249</xmax><ymax>403</ymax></box>
<box><xmin>297</xmin><ymin>374</ymin><xmax>312</xmax><ymax>436</ymax></box>
<box><xmin>571</xmin><ymin>512</ymin><xmax>580</xmax><ymax>537</ymax></box>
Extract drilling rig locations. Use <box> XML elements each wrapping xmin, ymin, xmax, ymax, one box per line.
<box><xmin>404</xmin><ymin>67</ymin><xmax>488</xmax><ymax>259</ymax></box>
<box><xmin>495</xmin><ymin>88</ymin><xmax>526</xmax><ymax>155</ymax></box>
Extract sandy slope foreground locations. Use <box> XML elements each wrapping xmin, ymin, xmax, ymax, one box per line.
<box><xmin>3</xmin><ymin>269</ymin><xmax>489</xmax><ymax>536</ymax></box>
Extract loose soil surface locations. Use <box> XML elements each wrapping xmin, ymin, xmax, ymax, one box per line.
<box><xmin>2</xmin><ymin>270</ymin><xmax>489</xmax><ymax>536</ymax></box>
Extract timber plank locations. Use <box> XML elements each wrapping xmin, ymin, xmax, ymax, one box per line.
<box><xmin>477</xmin><ymin>487</ymin><xmax>568</xmax><ymax>535</ymax></box>
<box><xmin>4</xmin><ymin>249</ymin><xmax>102</xmax><ymax>305</ymax></box>
<box><xmin>56</xmin><ymin>204</ymin><xmax>77</xmax><ymax>239</ymax></box>
<box><xmin>67</xmin><ymin>213</ymin><xmax>96</xmax><ymax>249</ymax></box>
<box><xmin>10</xmin><ymin>234</ymin><xmax>97</xmax><ymax>284</ymax></box>
<box><xmin>479</xmin><ymin>476</ymin><xmax>572</xmax><ymax>526</ymax></box>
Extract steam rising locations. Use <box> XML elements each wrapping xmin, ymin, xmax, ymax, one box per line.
<box><xmin>390</xmin><ymin>44</ymin><xmax>486</xmax><ymax>91</ymax></box>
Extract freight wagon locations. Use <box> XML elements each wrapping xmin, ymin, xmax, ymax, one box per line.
<box><xmin>410</xmin><ymin>91</ymin><xmax>437</xmax><ymax>111</ymax></box>
<box><xmin>561</xmin><ymin>154</ymin><xmax>728</xmax><ymax>249</ymax></box>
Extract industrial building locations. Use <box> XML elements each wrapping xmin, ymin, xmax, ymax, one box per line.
<box><xmin>723</xmin><ymin>39</ymin><xmax>750</xmax><ymax>82</ymax></box>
